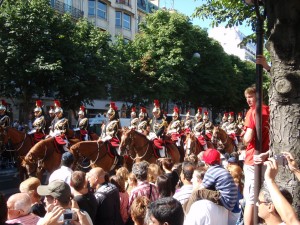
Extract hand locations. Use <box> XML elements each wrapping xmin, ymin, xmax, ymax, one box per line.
<box><xmin>256</xmin><ymin>55</ymin><xmax>271</xmax><ymax>71</ymax></box>
<box><xmin>282</xmin><ymin>151</ymin><xmax>299</xmax><ymax>172</ymax></box>
<box><xmin>253</xmin><ymin>151</ymin><xmax>269</xmax><ymax>164</ymax></box>
<box><xmin>40</xmin><ymin>206</ymin><xmax>64</xmax><ymax>225</ymax></box>
<box><xmin>264</xmin><ymin>158</ymin><xmax>278</xmax><ymax>182</ymax></box>
<box><xmin>71</xmin><ymin>208</ymin><xmax>91</xmax><ymax>225</ymax></box>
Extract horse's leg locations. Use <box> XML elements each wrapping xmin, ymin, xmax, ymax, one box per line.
<box><xmin>167</xmin><ymin>144</ymin><xmax>180</xmax><ymax>163</ymax></box>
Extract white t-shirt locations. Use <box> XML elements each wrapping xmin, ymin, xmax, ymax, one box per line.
<box><xmin>48</xmin><ymin>166</ymin><xmax>73</xmax><ymax>185</ymax></box>
<box><xmin>184</xmin><ymin>200</ymin><xmax>229</xmax><ymax>225</ymax></box>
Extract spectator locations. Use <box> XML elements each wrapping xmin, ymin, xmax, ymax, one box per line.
<box><xmin>127</xmin><ymin>172</ymin><xmax>138</xmax><ymax>196</ymax></box>
<box><xmin>263</xmin><ymin>158</ymin><xmax>300</xmax><ymax>225</ymax></box>
<box><xmin>191</xmin><ymin>169</ymin><xmax>205</xmax><ymax>191</ymax></box>
<box><xmin>173</xmin><ymin>161</ymin><xmax>194</xmax><ymax>205</ymax></box>
<box><xmin>146</xmin><ymin>197</ymin><xmax>184</xmax><ymax>225</ymax></box>
<box><xmin>70</xmin><ymin>171</ymin><xmax>97</xmax><ymax>223</ymax></box>
<box><xmin>129</xmin><ymin>161</ymin><xmax>159</xmax><ymax>207</ymax></box>
<box><xmin>87</xmin><ymin>167</ymin><xmax>124</xmax><ymax>225</ymax></box>
<box><xmin>147</xmin><ymin>163</ymin><xmax>162</xmax><ymax>184</ymax></box>
<box><xmin>19</xmin><ymin>177</ymin><xmax>46</xmax><ymax>217</ymax></box>
<box><xmin>183</xmin><ymin>148</ymin><xmax>237</xmax><ymax>214</ymax></box>
<box><xmin>110</xmin><ymin>175</ymin><xmax>130</xmax><ymax>224</ymax></box>
<box><xmin>6</xmin><ymin>193</ymin><xmax>40</xmax><ymax>225</ymax></box>
<box><xmin>116</xmin><ymin>167</ymin><xmax>130</xmax><ymax>190</ymax></box>
<box><xmin>282</xmin><ymin>151</ymin><xmax>300</xmax><ymax>181</ymax></box>
<box><xmin>243</xmin><ymin>85</ymin><xmax>270</xmax><ymax>225</ymax></box>
<box><xmin>130</xmin><ymin>196</ymin><xmax>150</xmax><ymax>225</ymax></box>
<box><xmin>48</xmin><ymin>152</ymin><xmax>74</xmax><ymax>185</ymax></box>
<box><xmin>37</xmin><ymin>180</ymin><xmax>92</xmax><ymax>225</ymax></box>
<box><xmin>158</xmin><ymin>158</ymin><xmax>179</xmax><ymax>194</ymax></box>
<box><xmin>156</xmin><ymin>175</ymin><xmax>173</xmax><ymax>198</ymax></box>
<box><xmin>0</xmin><ymin>192</ymin><xmax>21</xmax><ymax>225</ymax></box>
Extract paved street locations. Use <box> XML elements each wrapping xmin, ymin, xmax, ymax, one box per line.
<box><xmin>0</xmin><ymin>165</ymin><xmax>20</xmax><ymax>198</ymax></box>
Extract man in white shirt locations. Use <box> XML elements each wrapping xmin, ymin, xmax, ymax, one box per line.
<box><xmin>48</xmin><ymin>152</ymin><xmax>74</xmax><ymax>185</ymax></box>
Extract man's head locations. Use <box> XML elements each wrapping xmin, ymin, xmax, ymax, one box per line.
<box><xmin>147</xmin><ymin>197</ymin><xmax>184</xmax><ymax>225</ymax></box>
<box><xmin>202</xmin><ymin>148</ymin><xmax>221</xmax><ymax>166</ymax></box>
<box><xmin>132</xmin><ymin>161</ymin><xmax>149</xmax><ymax>182</ymax></box>
<box><xmin>19</xmin><ymin>177</ymin><xmax>41</xmax><ymax>202</ymax></box>
<box><xmin>7</xmin><ymin>193</ymin><xmax>31</xmax><ymax>220</ymax></box>
<box><xmin>61</xmin><ymin>152</ymin><xmax>74</xmax><ymax>168</ymax></box>
<box><xmin>244</xmin><ymin>85</ymin><xmax>256</xmax><ymax>109</ymax></box>
<box><xmin>87</xmin><ymin>167</ymin><xmax>106</xmax><ymax>189</ymax></box>
<box><xmin>37</xmin><ymin>181</ymin><xmax>72</xmax><ymax>208</ymax></box>
<box><xmin>180</xmin><ymin>161</ymin><xmax>194</xmax><ymax>185</ymax></box>
<box><xmin>71</xmin><ymin>171</ymin><xmax>87</xmax><ymax>192</ymax></box>
<box><xmin>257</xmin><ymin>186</ymin><xmax>293</xmax><ymax>222</ymax></box>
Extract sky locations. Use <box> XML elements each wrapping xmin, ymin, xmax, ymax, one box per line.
<box><xmin>159</xmin><ymin>0</ymin><xmax>252</xmax><ymax>36</ymax></box>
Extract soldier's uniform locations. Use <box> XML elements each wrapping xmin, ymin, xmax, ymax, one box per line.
<box><xmin>192</xmin><ymin>107</ymin><xmax>207</xmax><ymax>149</ymax></box>
<box><xmin>29</xmin><ymin>100</ymin><xmax>46</xmax><ymax>142</ymax></box>
<box><xmin>149</xmin><ymin>100</ymin><xmax>168</xmax><ymax>157</ymax></box>
<box><xmin>220</xmin><ymin>112</ymin><xmax>229</xmax><ymax>130</ymax></box>
<box><xmin>129</xmin><ymin>107</ymin><xmax>139</xmax><ymax>130</ymax></box>
<box><xmin>183</xmin><ymin>110</ymin><xmax>193</xmax><ymax>132</ymax></box>
<box><xmin>167</xmin><ymin>106</ymin><xmax>182</xmax><ymax>147</ymax></box>
<box><xmin>0</xmin><ymin>100</ymin><xmax>10</xmax><ymax>128</ymax></box>
<box><xmin>100</xmin><ymin>102</ymin><xmax>121</xmax><ymax>148</ymax></box>
<box><xmin>202</xmin><ymin>111</ymin><xmax>213</xmax><ymax>140</ymax></box>
<box><xmin>225</xmin><ymin>112</ymin><xmax>238</xmax><ymax>145</ymax></box>
<box><xmin>137</xmin><ymin>107</ymin><xmax>149</xmax><ymax>133</ymax></box>
<box><xmin>75</xmin><ymin>106</ymin><xmax>89</xmax><ymax>141</ymax></box>
<box><xmin>236</xmin><ymin>112</ymin><xmax>244</xmax><ymax>130</ymax></box>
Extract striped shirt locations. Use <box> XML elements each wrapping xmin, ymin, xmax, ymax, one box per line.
<box><xmin>173</xmin><ymin>184</ymin><xmax>194</xmax><ymax>205</ymax></box>
<box><xmin>129</xmin><ymin>181</ymin><xmax>159</xmax><ymax>206</ymax></box>
<box><xmin>202</xmin><ymin>165</ymin><xmax>238</xmax><ymax>211</ymax></box>
<box><xmin>6</xmin><ymin>213</ymin><xmax>40</xmax><ymax>225</ymax></box>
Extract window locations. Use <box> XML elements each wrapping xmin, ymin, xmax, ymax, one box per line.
<box><xmin>97</xmin><ymin>1</ymin><xmax>107</xmax><ymax>19</ymax></box>
<box><xmin>64</xmin><ymin>0</ymin><xmax>72</xmax><ymax>13</ymax></box>
<box><xmin>123</xmin><ymin>13</ymin><xmax>131</xmax><ymax>30</ymax></box>
<box><xmin>88</xmin><ymin>0</ymin><xmax>95</xmax><ymax>16</ymax></box>
<box><xmin>116</xmin><ymin>11</ymin><xmax>122</xmax><ymax>27</ymax></box>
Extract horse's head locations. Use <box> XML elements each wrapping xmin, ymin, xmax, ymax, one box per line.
<box><xmin>22</xmin><ymin>152</ymin><xmax>38</xmax><ymax>177</ymax></box>
<box><xmin>211</xmin><ymin>126</ymin><xmax>220</xmax><ymax>144</ymax></box>
<box><xmin>119</xmin><ymin>129</ymin><xmax>134</xmax><ymax>156</ymax></box>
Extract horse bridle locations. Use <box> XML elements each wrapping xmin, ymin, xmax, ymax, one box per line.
<box><xmin>1</xmin><ymin>128</ymin><xmax>28</xmax><ymax>152</ymax></box>
<box><xmin>212</xmin><ymin>128</ymin><xmax>228</xmax><ymax>145</ymax></box>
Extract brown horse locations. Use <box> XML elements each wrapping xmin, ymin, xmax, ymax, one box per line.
<box><xmin>0</xmin><ymin>127</ymin><xmax>34</xmax><ymax>180</ymax></box>
<box><xmin>119</xmin><ymin>129</ymin><xmax>181</xmax><ymax>164</ymax></box>
<box><xmin>184</xmin><ymin>132</ymin><xmax>204</xmax><ymax>157</ymax></box>
<box><xmin>69</xmin><ymin>140</ymin><xmax>132</xmax><ymax>172</ymax></box>
<box><xmin>22</xmin><ymin>137</ymin><xmax>80</xmax><ymax>180</ymax></box>
<box><xmin>211</xmin><ymin>126</ymin><xmax>236</xmax><ymax>154</ymax></box>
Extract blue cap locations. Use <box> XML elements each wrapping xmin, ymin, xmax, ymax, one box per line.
<box><xmin>61</xmin><ymin>152</ymin><xmax>74</xmax><ymax>163</ymax></box>
<box><xmin>228</xmin><ymin>157</ymin><xmax>238</xmax><ymax>163</ymax></box>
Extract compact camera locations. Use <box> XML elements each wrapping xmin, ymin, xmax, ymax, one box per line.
<box><xmin>59</xmin><ymin>209</ymin><xmax>77</xmax><ymax>225</ymax></box>
<box><xmin>274</xmin><ymin>154</ymin><xmax>287</xmax><ymax>166</ymax></box>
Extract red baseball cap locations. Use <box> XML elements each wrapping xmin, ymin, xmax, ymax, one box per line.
<box><xmin>203</xmin><ymin>148</ymin><xmax>221</xmax><ymax>165</ymax></box>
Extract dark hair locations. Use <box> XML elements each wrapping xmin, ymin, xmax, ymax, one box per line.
<box><xmin>71</xmin><ymin>171</ymin><xmax>86</xmax><ymax>191</ymax></box>
<box><xmin>161</xmin><ymin>158</ymin><xmax>174</xmax><ymax>171</ymax></box>
<box><xmin>0</xmin><ymin>192</ymin><xmax>8</xmax><ymax>223</ymax></box>
<box><xmin>182</xmin><ymin>161</ymin><xmax>194</xmax><ymax>182</ymax></box>
<box><xmin>110</xmin><ymin>175</ymin><xmax>126</xmax><ymax>193</ymax></box>
<box><xmin>156</xmin><ymin>175</ymin><xmax>173</xmax><ymax>198</ymax></box>
<box><xmin>147</xmin><ymin>197</ymin><xmax>184</xmax><ymax>225</ymax></box>
<box><xmin>132</xmin><ymin>161</ymin><xmax>149</xmax><ymax>181</ymax></box>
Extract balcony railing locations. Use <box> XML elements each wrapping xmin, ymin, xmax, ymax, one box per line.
<box><xmin>116</xmin><ymin>0</ymin><xmax>131</xmax><ymax>7</ymax></box>
<box><xmin>51</xmin><ymin>0</ymin><xmax>84</xmax><ymax>19</ymax></box>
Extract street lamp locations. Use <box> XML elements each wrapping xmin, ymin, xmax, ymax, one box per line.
<box><xmin>244</xmin><ymin>0</ymin><xmax>266</xmax><ymax>224</ymax></box>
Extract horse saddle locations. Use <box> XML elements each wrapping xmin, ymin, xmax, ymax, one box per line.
<box><xmin>54</xmin><ymin>136</ymin><xmax>67</xmax><ymax>145</ymax></box>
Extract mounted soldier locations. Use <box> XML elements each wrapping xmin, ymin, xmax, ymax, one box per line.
<box><xmin>193</xmin><ymin>107</ymin><xmax>207</xmax><ymax>150</ymax></box>
<box><xmin>48</xmin><ymin>100</ymin><xmax>69</xmax><ymax>151</ymax></box>
<box><xmin>0</xmin><ymin>99</ymin><xmax>11</xmax><ymax>128</ymax></box>
<box><xmin>99</xmin><ymin>102</ymin><xmax>121</xmax><ymax>149</ymax></box>
<box><xmin>220</xmin><ymin>112</ymin><xmax>229</xmax><ymax>130</ymax></box>
<box><xmin>137</xmin><ymin>107</ymin><xmax>149</xmax><ymax>133</ymax></box>
<box><xmin>183</xmin><ymin>110</ymin><xmax>193</xmax><ymax>132</ymax></box>
<box><xmin>28</xmin><ymin>100</ymin><xmax>46</xmax><ymax>143</ymax></box>
<box><xmin>167</xmin><ymin>106</ymin><xmax>182</xmax><ymax>148</ymax></box>
<box><xmin>149</xmin><ymin>100</ymin><xmax>168</xmax><ymax>157</ymax></box>
<box><xmin>45</xmin><ymin>105</ymin><xmax>55</xmax><ymax>134</ymax></box>
<box><xmin>75</xmin><ymin>105</ymin><xmax>89</xmax><ymax>141</ymax></box>
<box><xmin>236</xmin><ymin>112</ymin><xmax>244</xmax><ymax>130</ymax></box>
<box><xmin>203</xmin><ymin>111</ymin><xmax>213</xmax><ymax>140</ymax></box>
<box><xmin>225</xmin><ymin>112</ymin><xmax>238</xmax><ymax>145</ymax></box>
<box><xmin>129</xmin><ymin>106</ymin><xmax>139</xmax><ymax>130</ymax></box>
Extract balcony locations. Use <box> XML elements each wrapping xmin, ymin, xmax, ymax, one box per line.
<box><xmin>51</xmin><ymin>0</ymin><xmax>84</xmax><ymax>19</ymax></box>
<box><xmin>116</xmin><ymin>0</ymin><xmax>131</xmax><ymax>7</ymax></box>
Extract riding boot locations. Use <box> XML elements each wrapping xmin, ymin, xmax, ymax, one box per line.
<box><xmin>176</xmin><ymin>137</ymin><xmax>181</xmax><ymax>147</ymax></box>
<box><xmin>63</xmin><ymin>144</ymin><xmax>69</xmax><ymax>152</ymax></box>
<box><xmin>159</xmin><ymin>146</ymin><xmax>166</xmax><ymax>157</ymax></box>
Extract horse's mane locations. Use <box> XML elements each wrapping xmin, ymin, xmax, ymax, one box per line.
<box><xmin>129</xmin><ymin>129</ymin><xmax>148</xmax><ymax>140</ymax></box>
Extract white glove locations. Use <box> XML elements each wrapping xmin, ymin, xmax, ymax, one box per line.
<box><xmin>148</xmin><ymin>132</ymin><xmax>157</xmax><ymax>140</ymax></box>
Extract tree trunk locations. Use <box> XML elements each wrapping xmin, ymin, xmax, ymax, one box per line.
<box><xmin>266</xmin><ymin>0</ymin><xmax>300</xmax><ymax>216</ymax></box>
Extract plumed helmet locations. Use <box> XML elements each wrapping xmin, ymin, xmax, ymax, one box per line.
<box><xmin>138</xmin><ymin>121</ymin><xmax>148</xmax><ymax>131</ymax></box>
<box><xmin>34</xmin><ymin>100</ymin><xmax>43</xmax><ymax>116</ymax></box>
<box><xmin>203</xmin><ymin>111</ymin><xmax>209</xmax><ymax>120</ymax></box>
<box><xmin>49</xmin><ymin>105</ymin><xmax>55</xmax><ymax>114</ymax></box>
<box><xmin>172</xmin><ymin>106</ymin><xmax>179</xmax><ymax>118</ymax></box>
<box><xmin>107</xmin><ymin>102</ymin><xmax>118</xmax><ymax>120</ymax></box>
<box><xmin>78</xmin><ymin>105</ymin><xmax>85</xmax><ymax>115</ymax></box>
<box><xmin>131</xmin><ymin>107</ymin><xmax>136</xmax><ymax>118</ymax></box>
<box><xmin>222</xmin><ymin>112</ymin><xmax>229</xmax><ymax>122</ymax></box>
<box><xmin>54</xmin><ymin>100</ymin><xmax>63</xmax><ymax>114</ymax></box>
<box><xmin>152</xmin><ymin>99</ymin><xmax>160</xmax><ymax>114</ymax></box>
<box><xmin>195</xmin><ymin>107</ymin><xmax>202</xmax><ymax>119</ymax></box>
<box><xmin>139</xmin><ymin>107</ymin><xmax>147</xmax><ymax>119</ymax></box>
<box><xmin>228</xmin><ymin>112</ymin><xmax>234</xmax><ymax>122</ymax></box>
<box><xmin>0</xmin><ymin>100</ymin><xmax>7</xmax><ymax>111</ymax></box>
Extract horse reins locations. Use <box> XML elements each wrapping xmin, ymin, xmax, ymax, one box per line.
<box><xmin>126</xmin><ymin>131</ymin><xmax>151</xmax><ymax>162</ymax></box>
<box><xmin>4</xmin><ymin>128</ymin><xmax>28</xmax><ymax>152</ymax></box>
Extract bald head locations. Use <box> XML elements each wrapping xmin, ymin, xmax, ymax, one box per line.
<box><xmin>88</xmin><ymin>167</ymin><xmax>106</xmax><ymax>189</ymax></box>
<box><xmin>7</xmin><ymin>193</ymin><xmax>31</xmax><ymax>219</ymax></box>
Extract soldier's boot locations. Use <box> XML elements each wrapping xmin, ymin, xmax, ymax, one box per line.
<box><xmin>176</xmin><ymin>137</ymin><xmax>181</xmax><ymax>147</ymax></box>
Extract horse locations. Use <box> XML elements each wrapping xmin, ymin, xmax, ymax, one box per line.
<box><xmin>69</xmin><ymin>140</ymin><xmax>132</xmax><ymax>173</ymax></box>
<box><xmin>0</xmin><ymin>127</ymin><xmax>34</xmax><ymax>180</ymax></box>
<box><xmin>211</xmin><ymin>126</ymin><xmax>236</xmax><ymax>154</ymax></box>
<box><xmin>184</xmin><ymin>132</ymin><xmax>204</xmax><ymax>157</ymax></box>
<box><xmin>22</xmin><ymin>137</ymin><xmax>80</xmax><ymax>181</ymax></box>
<box><xmin>119</xmin><ymin>129</ymin><xmax>181</xmax><ymax>164</ymax></box>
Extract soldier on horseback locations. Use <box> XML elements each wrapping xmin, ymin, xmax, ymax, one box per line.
<box><xmin>183</xmin><ymin>110</ymin><xmax>193</xmax><ymax>132</ymax></box>
<box><xmin>75</xmin><ymin>105</ymin><xmax>89</xmax><ymax>141</ymax></box>
<box><xmin>193</xmin><ymin>107</ymin><xmax>207</xmax><ymax>150</ymax></box>
<box><xmin>0</xmin><ymin>99</ymin><xmax>11</xmax><ymax>128</ymax></box>
<box><xmin>167</xmin><ymin>106</ymin><xmax>182</xmax><ymax>148</ymax></box>
<box><xmin>236</xmin><ymin>112</ymin><xmax>244</xmax><ymax>130</ymax></box>
<box><xmin>225</xmin><ymin>112</ymin><xmax>238</xmax><ymax>145</ymax></box>
<box><xmin>220</xmin><ymin>112</ymin><xmax>229</xmax><ymax>130</ymax></box>
<box><xmin>203</xmin><ymin>111</ymin><xmax>214</xmax><ymax>140</ymax></box>
<box><xmin>129</xmin><ymin>106</ymin><xmax>139</xmax><ymax>130</ymax></box>
<box><xmin>29</xmin><ymin>100</ymin><xmax>46</xmax><ymax>143</ymax></box>
<box><xmin>137</xmin><ymin>107</ymin><xmax>150</xmax><ymax>134</ymax></box>
<box><xmin>149</xmin><ymin>100</ymin><xmax>168</xmax><ymax>157</ymax></box>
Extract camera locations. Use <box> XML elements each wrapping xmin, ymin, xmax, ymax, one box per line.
<box><xmin>274</xmin><ymin>154</ymin><xmax>287</xmax><ymax>166</ymax></box>
<box><xmin>59</xmin><ymin>209</ymin><xmax>77</xmax><ymax>225</ymax></box>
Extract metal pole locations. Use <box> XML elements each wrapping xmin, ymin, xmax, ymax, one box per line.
<box><xmin>254</xmin><ymin>1</ymin><xmax>264</xmax><ymax>224</ymax></box>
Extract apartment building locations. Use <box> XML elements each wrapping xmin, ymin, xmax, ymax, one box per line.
<box><xmin>50</xmin><ymin>0</ymin><xmax>159</xmax><ymax>41</ymax></box>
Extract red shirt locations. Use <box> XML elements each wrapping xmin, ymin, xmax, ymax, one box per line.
<box><xmin>244</xmin><ymin>104</ymin><xmax>270</xmax><ymax>165</ymax></box>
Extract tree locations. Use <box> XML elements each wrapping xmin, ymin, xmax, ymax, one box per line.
<box><xmin>194</xmin><ymin>0</ymin><xmax>300</xmax><ymax>215</ymax></box>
